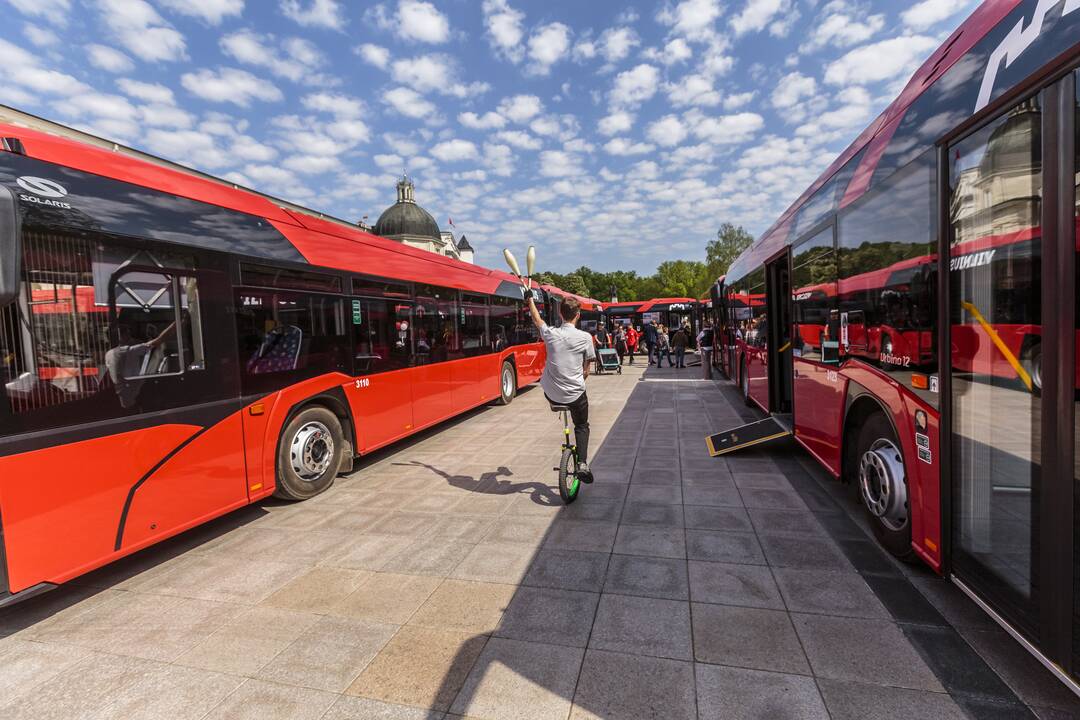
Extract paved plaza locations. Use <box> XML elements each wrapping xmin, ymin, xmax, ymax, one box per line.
<box><xmin>0</xmin><ymin>361</ymin><xmax>1077</xmax><ymax>719</ymax></box>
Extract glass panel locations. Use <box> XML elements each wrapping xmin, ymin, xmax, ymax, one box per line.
<box><xmin>352</xmin><ymin>298</ymin><xmax>411</xmax><ymax>374</ymax></box>
<box><xmin>413</xmin><ymin>285</ymin><xmax>458</xmax><ymax>364</ymax></box>
<box><xmin>792</xmin><ymin>227</ymin><xmax>838</xmax><ymax>363</ymax></box>
<box><xmin>950</xmin><ymin>96</ymin><xmax>1043</xmax><ymax>632</ymax></box>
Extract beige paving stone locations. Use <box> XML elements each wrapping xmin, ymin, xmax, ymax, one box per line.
<box><xmin>348</xmin><ymin>625</ymin><xmax>488</xmax><ymax>712</ymax></box>
<box><xmin>409</xmin><ymin>579</ymin><xmax>515</xmax><ymax>634</ymax></box>
<box><xmin>261</xmin><ymin>567</ymin><xmax>372</xmax><ymax>614</ymax></box>
<box><xmin>481</xmin><ymin>515</ymin><xmax>555</xmax><ymax>545</ymax></box>
<box><xmin>174</xmin><ymin>605</ymin><xmax>321</xmax><ymax>676</ymax></box>
<box><xmin>451</xmin><ymin>541</ymin><xmax>536</xmax><ymax>584</ymax></box>
<box><xmin>203</xmin><ymin>678</ymin><xmax>338</xmax><ymax>720</ymax></box>
<box><xmin>0</xmin><ymin>639</ymin><xmax>91</xmax><ymax>708</ymax></box>
<box><xmin>259</xmin><ymin>615</ymin><xmax>399</xmax><ymax>692</ymax></box>
<box><xmin>381</xmin><ymin>536</ymin><xmax>477</xmax><ymax>577</ymax></box>
<box><xmin>332</xmin><ymin>573</ymin><xmax>443</xmax><ymax>625</ymax></box>
<box><xmin>145</xmin><ymin>553</ymin><xmax>309</xmax><ymax>605</ymax></box>
<box><xmin>320</xmin><ymin>534</ymin><xmax>413</xmax><ymax>571</ymax></box>
<box><xmin>96</xmin><ymin>662</ymin><xmax>244</xmax><ymax>720</ymax></box>
<box><xmin>323</xmin><ymin>695</ymin><xmax>446</xmax><ymax>719</ymax></box>
<box><xmin>0</xmin><ymin>652</ymin><xmax>159</xmax><ymax>719</ymax></box>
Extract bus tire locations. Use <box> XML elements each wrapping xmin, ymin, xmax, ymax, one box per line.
<box><xmin>1023</xmin><ymin>342</ymin><xmax>1042</xmax><ymax>395</ymax></box>
<box><xmin>740</xmin><ymin>358</ymin><xmax>753</xmax><ymax>407</ymax></box>
<box><xmin>275</xmin><ymin>406</ymin><xmax>343</xmax><ymax>500</ymax></box>
<box><xmin>854</xmin><ymin>413</ymin><xmax>914</xmax><ymax>561</ymax></box>
<box><xmin>496</xmin><ymin>360</ymin><xmax>516</xmax><ymax>405</ymax></box>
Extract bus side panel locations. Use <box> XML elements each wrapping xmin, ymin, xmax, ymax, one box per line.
<box><xmin>513</xmin><ymin>343</ymin><xmax>545</xmax><ymax>387</ymax></box>
<box><xmin>242</xmin><ymin>394</ymin><xmax>280</xmax><ymax>494</ymax></box>
<box><xmin>792</xmin><ymin>358</ymin><xmax>844</xmax><ymax>475</ymax></box>
<box><xmin>0</xmin><ymin>425</ymin><xmax>200</xmax><ymax>592</ymax></box>
<box><xmin>411</xmin><ymin>363</ymin><xmax>453</xmax><ymax>429</ymax></box>
<box><xmin>747</xmin><ymin>345</ymin><xmax>769</xmax><ymax>411</ymax></box>
<box><xmin>119</xmin><ymin>412</ymin><xmax>249</xmax><ymax>551</ymax></box>
<box><xmin>841</xmin><ymin>365</ymin><xmax>942</xmax><ymax>569</ymax></box>
<box><xmin>450</xmin><ymin>357</ymin><xmax>482</xmax><ymax>413</ymax></box>
<box><xmin>346</xmin><ymin>369</ymin><xmax>414</xmax><ymax>453</ymax></box>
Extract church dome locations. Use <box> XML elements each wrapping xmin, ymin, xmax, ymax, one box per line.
<box><xmin>373</xmin><ymin>176</ymin><xmax>441</xmax><ymax>242</ymax></box>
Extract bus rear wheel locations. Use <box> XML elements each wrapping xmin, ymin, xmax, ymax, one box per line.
<box><xmin>854</xmin><ymin>413</ymin><xmax>914</xmax><ymax>561</ymax></box>
<box><xmin>1024</xmin><ymin>342</ymin><xmax>1042</xmax><ymax>395</ymax></box>
<box><xmin>496</xmin><ymin>360</ymin><xmax>516</xmax><ymax>405</ymax></box>
<box><xmin>275</xmin><ymin>406</ymin><xmax>343</xmax><ymax>500</ymax></box>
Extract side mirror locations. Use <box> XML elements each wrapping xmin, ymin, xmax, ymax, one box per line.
<box><xmin>0</xmin><ymin>185</ymin><xmax>20</xmax><ymax>307</ymax></box>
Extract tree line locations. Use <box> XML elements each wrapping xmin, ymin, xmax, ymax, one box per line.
<box><xmin>534</xmin><ymin>223</ymin><xmax>754</xmax><ymax>302</ymax></box>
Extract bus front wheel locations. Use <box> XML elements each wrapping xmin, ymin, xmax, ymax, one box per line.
<box><xmin>275</xmin><ymin>406</ymin><xmax>343</xmax><ymax>500</ymax></box>
<box><xmin>496</xmin><ymin>360</ymin><xmax>516</xmax><ymax>405</ymax></box>
<box><xmin>854</xmin><ymin>413</ymin><xmax>914</xmax><ymax>561</ymax></box>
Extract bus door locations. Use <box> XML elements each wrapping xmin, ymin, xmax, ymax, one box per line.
<box><xmin>946</xmin><ymin>73</ymin><xmax>1078</xmax><ymax>677</ymax></box>
<box><xmin>348</xmin><ymin>297</ymin><xmax>415</xmax><ymax>450</ymax></box>
<box><xmin>766</xmin><ymin>252</ymin><xmax>793</xmax><ymax>414</ymax></box>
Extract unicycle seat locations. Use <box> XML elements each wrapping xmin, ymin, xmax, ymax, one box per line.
<box><xmin>549</xmin><ymin>404</ymin><xmax>571</xmax><ymax>413</ymax></box>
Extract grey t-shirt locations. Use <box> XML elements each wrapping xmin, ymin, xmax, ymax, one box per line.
<box><xmin>539</xmin><ymin>322</ymin><xmax>596</xmax><ymax>404</ymax></box>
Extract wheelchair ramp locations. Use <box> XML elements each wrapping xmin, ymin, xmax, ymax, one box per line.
<box><xmin>705</xmin><ymin>416</ymin><xmax>792</xmax><ymax>457</ymax></box>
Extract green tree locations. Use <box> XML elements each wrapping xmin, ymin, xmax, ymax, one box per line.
<box><xmin>561</xmin><ymin>272</ymin><xmax>590</xmax><ymax>297</ymax></box>
<box><xmin>705</xmin><ymin>223</ymin><xmax>754</xmax><ymax>282</ymax></box>
<box><xmin>654</xmin><ymin>260</ymin><xmax>710</xmax><ymax>298</ymax></box>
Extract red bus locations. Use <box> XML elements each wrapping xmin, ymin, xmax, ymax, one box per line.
<box><xmin>0</xmin><ymin>118</ymin><xmax>576</xmax><ymax>606</ymax></box>
<box><xmin>719</xmin><ymin>0</ymin><xmax>1080</xmax><ymax>686</ymax></box>
<box><xmin>602</xmin><ymin>298</ymin><xmax>700</xmax><ymax>334</ymax></box>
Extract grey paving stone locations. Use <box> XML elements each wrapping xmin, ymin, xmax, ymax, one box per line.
<box><xmin>321</xmin><ymin>535</ymin><xmax>413</xmax><ymax>571</ymax></box>
<box><xmin>481</xmin><ymin>515</ymin><xmax>552</xmax><ymax>545</ymax></box>
<box><xmin>631</xmin><ymin>468</ymin><xmax>682</xmax><ymax>485</ymax></box>
<box><xmin>757</xmin><ymin>534</ymin><xmax>852</xmax><ymax>570</ymax></box>
<box><xmin>324</xmin><ymin>695</ymin><xmax>445</xmax><ymax>719</ymax></box>
<box><xmin>544</xmin><ymin>520</ymin><xmax>619</xmax><ymax>553</ymax></box>
<box><xmin>603</xmin><ymin>554</ymin><xmax>689</xmax><ymax>601</ymax></box>
<box><xmin>688</xmin><ymin>560</ymin><xmax>785</xmax><ymax>610</ymax></box>
<box><xmin>627</xmin><ymin>484</ymin><xmax>683</xmax><ymax>504</ymax></box>
<box><xmin>747</xmin><ymin>508</ymin><xmax>829</xmax><ymax>537</ymax></box>
<box><xmin>613</xmin><ymin>525</ymin><xmax>686</xmax><ymax>559</ymax></box>
<box><xmin>204</xmin><ymin>679</ymin><xmax>338</xmax><ymax>720</ymax></box>
<box><xmin>450</xmin><ymin>541</ymin><xmax>535</xmax><ymax>584</ymax></box>
<box><xmin>590</xmin><ymin>594</ymin><xmax>692</xmax><ymax>661</ymax></box>
<box><xmin>738</xmin><ymin>487</ymin><xmax>808</xmax><ymax>510</ymax></box>
<box><xmin>696</xmin><ymin>664</ymin><xmax>829</xmax><ymax>720</ymax></box>
<box><xmin>732</xmin><ymin>473</ymin><xmax>793</xmax><ymax>490</ymax></box>
<box><xmin>381</xmin><ymin>536</ymin><xmax>477</xmax><ymax>577</ymax></box>
<box><xmin>523</xmin><ymin>550</ymin><xmax>610</xmax><ymax>593</ymax></box>
<box><xmin>686</xmin><ymin>529</ymin><xmax>766</xmax><ymax>565</ymax></box>
<box><xmin>773</xmin><ymin>567</ymin><xmax>890</xmax><ymax>619</ymax></box>
<box><xmin>558</xmin><ymin>498</ymin><xmax>623</xmax><ymax>523</ymax></box>
<box><xmin>681</xmin><ymin>480</ymin><xmax>744</xmax><ymax>507</ymax></box>
<box><xmin>692</xmin><ymin>603</ymin><xmax>810</xmax><ymax>674</ymax></box>
<box><xmin>495</xmin><ymin>586</ymin><xmax>598</xmax><ymax>648</ymax></box>
<box><xmin>581</xmin><ymin>481</ymin><xmax>628</xmax><ymax>500</ymax></box>
<box><xmin>817</xmin><ymin>679</ymin><xmax>967</xmax><ymax>720</ymax></box>
<box><xmin>367</xmin><ymin>513</ymin><xmax>438</xmax><ymax>537</ymax></box>
<box><xmin>684</xmin><ymin>505</ymin><xmax>753</xmax><ymax>532</ymax></box>
<box><xmin>570</xmin><ymin>649</ymin><xmax>696</xmax><ymax>720</ymax></box>
<box><xmin>259</xmin><ymin>615</ymin><xmax>398</xmax><ymax>692</ymax></box>
<box><xmin>621</xmin><ymin>502</ymin><xmax>684</xmax><ymax>528</ymax></box>
<box><xmin>792</xmin><ymin>614</ymin><xmax>943</xmax><ymax>691</ymax></box>
<box><xmin>451</xmin><ymin>637</ymin><xmax>583</xmax><ymax>720</ymax></box>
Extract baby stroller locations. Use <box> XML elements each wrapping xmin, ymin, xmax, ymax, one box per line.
<box><xmin>596</xmin><ymin>347</ymin><xmax>622</xmax><ymax>375</ymax></box>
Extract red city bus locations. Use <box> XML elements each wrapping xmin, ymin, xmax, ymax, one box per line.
<box><xmin>0</xmin><ymin>119</ymin><xmax>577</xmax><ymax>606</ymax></box>
<box><xmin>719</xmin><ymin>0</ymin><xmax>1080</xmax><ymax>686</ymax></box>
<box><xmin>602</xmin><ymin>298</ymin><xmax>700</xmax><ymax>333</ymax></box>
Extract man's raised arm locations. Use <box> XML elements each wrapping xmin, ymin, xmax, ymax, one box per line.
<box><xmin>524</xmin><ymin>287</ymin><xmax>545</xmax><ymax>329</ymax></box>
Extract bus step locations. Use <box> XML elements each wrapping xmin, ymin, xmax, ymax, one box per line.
<box><xmin>705</xmin><ymin>417</ymin><xmax>793</xmax><ymax>457</ymax></box>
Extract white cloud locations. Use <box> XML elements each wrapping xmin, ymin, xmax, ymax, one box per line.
<box><xmin>731</xmin><ymin>0</ymin><xmax>790</xmax><ymax>36</ymax></box>
<box><xmin>459</xmin><ymin>111</ymin><xmax>506</xmax><ymax>130</ymax></box>
<box><xmin>481</xmin><ymin>0</ymin><xmax>525</xmax><ymax>63</ymax></box>
<box><xmin>2</xmin><ymin>38</ymin><xmax>88</xmax><ymax>96</ymax></box>
<box><xmin>644</xmin><ymin>38</ymin><xmax>693</xmax><ymax>65</ymax></box>
<box><xmin>497</xmin><ymin>95</ymin><xmax>543</xmax><ymax>123</ymax></box>
<box><xmin>802</xmin><ymin>5</ymin><xmax>884</xmax><ymax>52</ymax></box>
<box><xmin>902</xmin><ymin>0</ymin><xmax>966</xmax><ymax>31</ymax></box>
<box><xmin>665</xmin><ymin>73</ymin><xmax>722</xmax><ymax>107</ymax></box>
<box><xmin>482</xmin><ymin>142</ymin><xmax>515</xmax><ymax>176</ymax></box>
<box><xmin>86</xmin><ymin>44</ymin><xmax>134</xmax><ymax>73</ymax></box>
<box><xmin>139</xmin><ymin>104</ymin><xmax>194</xmax><ymax>129</ymax></box>
<box><xmin>598</xmin><ymin>27</ymin><xmax>640</xmax><ymax>64</ymax></box>
<box><xmin>368</xmin><ymin>0</ymin><xmax>451</xmax><ymax>44</ymax></box>
<box><xmin>356</xmin><ymin>43</ymin><xmax>391</xmax><ymax>69</ymax></box>
<box><xmin>657</xmin><ymin>0</ymin><xmax>723</xmax><ymax>42</ymax></box>
<box><xmin>303</xmin><ymin>92</ymin><xmax>365</xmax><ymax>118</ymax></box>
<box><xmin>280</xmin><ymin>0</ymin><xmax>345</xmax><ymax>29</ymax></box>
<box><xmin>685</xmin><ymin>109</ymin><xmax>764</xmax><ymax>143</ymax></box>
<box><xmin>603</xmin><ymin>137</ymin><xmax>654</xmax><ymax>156</ymax></box>
<box><xmin>24</xmin><ymin>25</ymin><xmax>59</xmax><ymax>47</ymax></box>
<box><xmin>646</xmin><ymin>115</ymin><xmax>688</xmax><ymax>147</ymax></box>
<box><xmin>159</xmin><ymin>0</ymin><xmax>244</xmax><ymax>24</ymax></box>
<box><xmin>231</xmin><ymin>135</ymin><xmax>278</xmax><ymax>162</ymax></box>
<box><xmin>220</xmin><ymin>30</ymin><xmax>326</xmax><ymax>83</ymax></box>
<box><xmin>598</xmin><ymin>111</ymin><xmax>634</xmax><ymax>136</ymax></box>
<box><xmin>527</xmin><ymin>22</ymin><xmax>572</xmax><ymax>75</ymax></box>
<box><xmin>724</xmin><ymin>91</ymin><xmax>755</xmax><ymax>109</ymax></box>
<box><xmin>430</xmin><ymin>139</ymin><xmax>479</xmax><ymax>162</ymax></box>
<box><xmin>610</xmin><ymin>64</ymin><xmax>660</xmax><ymax>108</ymax></box>
<box><xmin>539</xmin><ymin>150</ymin><xmax>583</xmax><ymax>177</ymax></box>
<box><xmin>6</xmin><ymin>0</ymin><xmax>70</xmax><ymax>24</ymax></box>
<box><xmin>181</xmin><ymin>68</ymin><xmax>283</xmax><ymax>106</ymax></box>
<box><xmin>824</xmin><ymin>35</ymin><xmax>938</xmax><ymax>86</ymax></box>
<box><xmin>495</xmin><ymin>130</ymin><xmax>542</xmax><ymax>150</ymax></box>
<box><xmin>284</xmin><ymin>154</ymin><xmax>341</xmax><ymax>174</ymax></box>
<box><xmin>117</xmin><ymin>79</ymin><xmax>175</xmax><ymax>105</ymax></box>
<box><xmin>772</xmin><ymin>72</ymin><xmax>816</xmax><ymax>109</ymax></box>
<box><xmin>382</xmin><ymin>86</ymin><xmax>437</xmax><ymax>118</ymax></box>
<box><xmin>96</xmin><ymin>0</ymin><xmax>187</xmax><ymax>62</ymax></box>
<box><xmin>390</xmin><ymin>54</ymin><xmax>490</xmax><ymax>98</ymax></box>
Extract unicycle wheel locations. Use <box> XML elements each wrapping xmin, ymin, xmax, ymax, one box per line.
<box><xmin>558</xmin><ymin>448</ymin><xmax>580</xmax><ymax>504</ymax></box>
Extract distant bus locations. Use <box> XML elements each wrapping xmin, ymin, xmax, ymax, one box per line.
<box><xmin>716</xmin><ymin>0</ymin><xmax>1080</xmax><ymax>688</ymax></box>
<box><xmin>0</xmin><ymin>119</ymin><xmax>586</xmax><ymax>606</ymax></box>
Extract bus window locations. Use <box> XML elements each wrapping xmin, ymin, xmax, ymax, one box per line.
<box><xmin>459</xmin><ymin>293</ymin><xmax>490</xmax><ymax>358</ymax></box>
<box><xmin>792</xmin><ymin>226</ymin><xmax>837</xmax><ymax>362</ymax></box>
<box><xmin>352</xmin><ymin>298</ymin><xmax>411</xmax><ymax>374</ymax></box>
<box><xmin>236</xmin><ymin>289</ymin><xmax>349</xmax><ymax>392</ymax></box>
<box><xmin>414</xmin><ymin>285</ymin><xmax>458</xmax><ymax>364</ymax></box>
<box><xmin>490</xmin><ymin>296</ymin><xmax>516</xmax><ymax>351</ymax></box>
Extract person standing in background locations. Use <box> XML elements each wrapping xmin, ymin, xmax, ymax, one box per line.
<box><xmin>672</xmin><ymin>325</ymin><xmax>688</xmax><ymax>368</ymax></box>
<box><xmin>697</xmin><ymin>321</ymin><xmax>714</xmax><ymax>380</ymax></box>
<box><xmin>614</xmin><ymin>324</ymin><xmax>628</xmax><ymax>365</ymax></box>
<box><xmin>644</xmin><ymin>320</ymin><xmax>658</xmax><ymax>366</ymax></box>
<box><xmin>656</xmin><ymin>324</ymin><xmax>672</xmax><ymax>367</ymax></box>
<box><xmin>626</xmin><ymin>325</ymin><xmax>640</xmax><ymax>365</ymax></box>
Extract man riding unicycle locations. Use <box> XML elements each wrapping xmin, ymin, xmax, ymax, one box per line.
<box><xmin>524</xmin><ymin>291</ymin><xmax>596</xmax><ymax>482</ymax></box>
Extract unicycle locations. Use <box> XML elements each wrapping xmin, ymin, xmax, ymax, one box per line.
<box><xmin>551</xmin><ymin>405</ymin><xmax>582</xmax><ymax>504</ymax></box>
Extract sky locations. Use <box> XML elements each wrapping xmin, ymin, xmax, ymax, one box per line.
<box><xmin>0</xmin><ymin>0</ymin><xmax>981</xmax><ymax>274</ymax></box>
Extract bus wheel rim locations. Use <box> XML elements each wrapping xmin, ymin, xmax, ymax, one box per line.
<box><xmin>502</xmin><ymin>366</ymin><xmax>514</xmax><ymax>397</ymax></box>
<box><xmin>859</xmin><ymin>438</ymin><xmax>908</xmax><ymax>531</ymax></box>
<box><xmin>291</xmin><ymin>421</ymin><xmax>334</xmax><ymax>481</ymax></box>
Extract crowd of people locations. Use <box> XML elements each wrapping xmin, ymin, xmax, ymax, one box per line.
<box><xmin>590</xmin><ymin>318</ymin><xmax>715</xmax><ymax>377</ymax></box>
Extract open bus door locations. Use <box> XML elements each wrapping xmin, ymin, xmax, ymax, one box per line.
<box><xmin>766</xmin><ymin>252</ymin><xmax>793</xmax><ymax>415</ymax></box>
